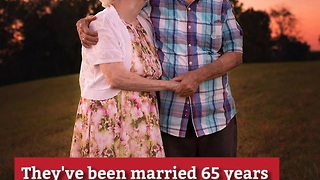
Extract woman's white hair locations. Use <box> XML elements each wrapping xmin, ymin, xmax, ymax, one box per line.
<box><xmin>99</xmin><ymin>0</ymin><xmax>114</xmax><ymax>8</ymax></box>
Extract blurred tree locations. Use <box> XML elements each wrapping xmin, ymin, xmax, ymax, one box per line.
<box><xmin>270</xmin><ymin>7</ymin><xmax>310</xmax><ymax>61</ymax></box>
<box><xmin>270</xmin><ymin>7</ymin><xmax>298</xmax><ymax>38</ymax></box>
<box><xmin>238</xmin><ymin>8</ymin><xmax>272</xmax><ymax>62</ymax></box>
<box><xmin>0</xmin><ymin>0</ymin><xmax>28</xmax><ymax>85</ymax></box>
<box><xmin>229</xmin><ymin>0</ymin><xmax>243</xmax><ymax>18</ymax></box>
<box><xmin>20</xmin><ymin>0</ymin><xmax>102</xmax><ymax>81</ymax></box>
<box><xmin>0</xmin><ymin>0</ymin><xmax>102</xmax><ymax>86</ymax></box>
<box><xmin>283</xmin><ymin>37</ymin><xmax>309</xmax><ymax>61</ymax></box>
<box><xmin>272</xmin><ymin>35</ymin><xmax>310</xmax><ymax>61</ymax></box>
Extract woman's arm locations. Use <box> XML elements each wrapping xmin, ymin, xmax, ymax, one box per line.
<box><xmin>100</xmin><ymin>62</ymin><xmax>178</xmax><ymax>92</ymax></box>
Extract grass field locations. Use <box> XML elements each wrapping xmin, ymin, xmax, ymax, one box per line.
<box><xmin>1</xmin><ymin>61</ymin><xmax>320</xmax><ymax>179</ymax></box>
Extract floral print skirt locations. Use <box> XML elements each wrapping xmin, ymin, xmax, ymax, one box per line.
<box><xmin>70</xmin><ymin>90</ymin><xmax>165</xmax><ymax>157</ymax></box>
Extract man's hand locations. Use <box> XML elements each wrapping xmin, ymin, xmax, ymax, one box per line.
<box><xmin>172</xmin><ymin>52</ymin><xmax>242</xmax><ymax>97</ymax></box>
<box><xmin>76</xmin><ymin>15</ymin><xmax>98</xmax><ymax>48</ymax></box>
<box><xmin>172</xmin><ymin>71</ymin><xmax>202</xmax><ymax>97</ymax></box>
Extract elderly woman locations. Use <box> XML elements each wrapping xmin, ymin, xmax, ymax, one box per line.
<box><xmin>70</xmin><ymin>0</ymin><xmax>178</xmax><ymax>157</ymax></box>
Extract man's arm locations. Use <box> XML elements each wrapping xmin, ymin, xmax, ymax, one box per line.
<box><xmin>76</xmin><ymin>16</ymin><xmax>99</xmax><ymax>48</ymax></box>
<box><xmin>173</xmin><ymin>52</ymin><xmax>242</xmax><ymax>97</ymax></box>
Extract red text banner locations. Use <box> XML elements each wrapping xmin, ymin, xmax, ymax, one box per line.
<box><xmin>15</xmin><ymin>157</ymin><xmax>279</xmax><ymax>180</ymax></box>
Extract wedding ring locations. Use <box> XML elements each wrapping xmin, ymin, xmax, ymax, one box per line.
<box><xmin>82</xmin><ymin>37</ymin><xmax>85</xmax><ymax>41</ymax></box>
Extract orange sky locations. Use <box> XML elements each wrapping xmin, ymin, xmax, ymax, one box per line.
<box><xmin>241</xmin><ymin>0</ymin><xmax>320</xmax><ymax>51</ymax></box>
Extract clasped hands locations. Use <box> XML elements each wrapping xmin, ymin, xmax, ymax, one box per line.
<box><xmin>171</xmin><ymin>71</ymin><xmax>202</xmax><ymax>97</ymax></box>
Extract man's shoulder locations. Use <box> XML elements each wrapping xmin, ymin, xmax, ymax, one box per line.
<box><xmin>140</xmin><ymin>3</ymin><xmax>151</xmax><ymax>18</ymax></box>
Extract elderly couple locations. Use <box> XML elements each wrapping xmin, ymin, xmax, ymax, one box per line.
<box><xmin>70</xmin><ymin>0</ymin><xmax>243</xmax><ymax>158</ymax></box>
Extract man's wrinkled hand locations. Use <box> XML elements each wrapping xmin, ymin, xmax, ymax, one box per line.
<box><xmin>172</xmin><ymin>71</ymin><xmax>202</xmax><ymax>97</ymax></box>
<box><xmin>76</xmin><ymin>15</ymin><xmax>98</xmax><ymax>48</ymax></box>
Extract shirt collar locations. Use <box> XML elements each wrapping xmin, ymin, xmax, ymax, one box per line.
<box><xmin>177</xmin><ymin>0</ymin><xmax>200</xmax><ymax>6</ymax></box>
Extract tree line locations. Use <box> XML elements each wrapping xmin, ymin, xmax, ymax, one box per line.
<box><xmin>0</xmin><ymin>0</ymin><xmax>319</xmax><ymax>86</ymax></box>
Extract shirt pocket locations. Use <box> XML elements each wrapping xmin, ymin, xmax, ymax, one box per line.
<box><xmin>211</xmin><ymin>20</ymin><xmax>222</xmax><ymax>39</ymax></box>
<box><xmin>210</xmin><ymin>20</ymin><xmax>223</xmax><ymax>50</ymax></box>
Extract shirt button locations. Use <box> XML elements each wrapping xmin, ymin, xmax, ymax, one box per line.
<box><xmin>188</xmin><ymin>25</ymin><xmax>191</xmax><ymax>29</ymax></box>
<box><xmin>189</xmin><ymin>61</ymin><xmax>193</xmax><ymax>65</ymax></box>
<box><xmin>188</xmin><ymin>7</ymin><xmax>191</xmax><ymax>11</ymax></box>
<box><xmin>188</xmin><ymin>44</ymin><xmax>191</xmax><ymax>47</ymax></box>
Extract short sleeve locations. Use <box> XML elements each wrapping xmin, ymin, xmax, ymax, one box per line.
<box><xmin>221</xmin><ymin>0</ymin><xmax>243</xmax><ymax>53</ymax></box>
<box><xmin>86</xmin><ymin>16</ymin><xmax>124</xmax><ymax>65</ymax></box>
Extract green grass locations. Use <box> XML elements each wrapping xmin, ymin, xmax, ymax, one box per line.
<box><xmin>229</xmin><ymin>61</ymin><xmax>320</xmax><ymax>179</ymax></box>
<box><xmin>0</xmin><ymin>74</ymin><xmax>80</xmax><ymax>180</ymax></box>
<box><xmin>1</xmin><ymin>61</ymin><xmax>320</xmax><ymax>179</ymax></box>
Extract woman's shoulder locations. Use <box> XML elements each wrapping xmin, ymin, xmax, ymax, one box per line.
<box><xmin>95</xmin><ymin>6</ymin><xmax>117</xmax><ymax>18</ymax></box>
<box><xmin>91</xmin><ymin>6</ymin><xmax>121</xmax><ymax>29</ymax></box>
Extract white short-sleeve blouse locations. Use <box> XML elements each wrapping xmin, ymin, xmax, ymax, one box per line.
<box><xmin>79</xmin><ymin>5</ymin><xmax>155</xmax><ymax>100</ymax></box>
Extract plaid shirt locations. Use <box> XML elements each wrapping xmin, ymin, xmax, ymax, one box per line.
<box><xmin>142</xmin><ymin>0</ymin><xmax>243</xmax><ymax>137</ymax></box>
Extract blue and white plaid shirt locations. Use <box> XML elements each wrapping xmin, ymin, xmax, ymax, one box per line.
<box><xmin>141</xmin><ymin>0</ymin><xmax>243</xmax><ymax>137</ymax></box>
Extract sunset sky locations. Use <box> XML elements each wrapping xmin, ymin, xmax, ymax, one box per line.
<box><xmin>241</xmin><ymin>0</ymin><xmax>320</xmax><ymax>51</ymax></box>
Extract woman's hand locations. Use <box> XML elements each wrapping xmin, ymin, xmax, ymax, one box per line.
<box><xmin>76</xmin><ymin>16</ymin><xmax>99</xmax><ymax>48</ymax></box>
